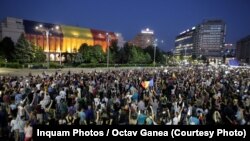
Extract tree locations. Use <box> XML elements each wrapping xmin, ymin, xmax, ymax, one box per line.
<box><xmin>128</xmin><ymin>46</ymin><xmax>138</xmax><ymax>63</ymax></box>
<box><xmin>74</xmin><ymin>53</ymin><xmax>83</xmax><ymax>64</ymax></box>
<box><xmin>179</xmin><ymin>54</ymin><xmax>184</xmax><ymax>61</ymax></box>
<box><xmin>144</xmin><ymin>53</ymin><xmax>152</xmax><ymax>64</ymax></box>
<box><xmin>144</xmin><ymin>46</ymin><xmax>165</xmax><ymax>64</ymax></box>
<box><xmin>110</xmin><ymin>40</ymin><xmax>120</xmax><ymax>63</ymax></box>
<box><xmin>122</xmin><ymin>42</ymin><xmax>133</xmax><ymax>63</ymax></box>
<box><xmin>144</xmin><ymin>46</ymin><xmax>154</xmax><ymax>62</ymax></box>
<box><xmin>0</xmin><ymin>37</ymin><xmax>15</xmax><ymax>61</ymax></box>
<box><xmin>79</xmin><ymin>43</ymin><xmax>92</xmax><ymax>63</ymax></box>
<box><xmin>117</xmin><ymin>47</ymin><xmax>126</xmax><ymax>64</ymax></box>
<box><xmin>155</xmin><ymin>48</ymin><xmax>165</xmax><ymax>63</ymax></box>
<box><xmin>78</xmin><ymin>44</ymin><xmax>105</xmax><ymax>64</ymax></box>
<box><xmin>92</xmin><ymin>45</ymin><xmax>105</xmax><ymax>63</ymax></box>
<box><xmin>14</xmin><ymin>34</ymin><xmax>33</xmax><ymax>63</ymax></box>
<box><xmin>124</xmin><ymin>45</ymin><xmax>152</xmax><ymax>64</ymax></box>
<box><xmin>32</xmin><ymin>44</ymin><xmax>46</xmax><ymax>63</ymax></box>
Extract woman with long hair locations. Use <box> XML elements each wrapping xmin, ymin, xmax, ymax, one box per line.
<box><xmin>24</xmin><ymin>121</ymin><xmax>32</xmax><ymax>141</ymax></box>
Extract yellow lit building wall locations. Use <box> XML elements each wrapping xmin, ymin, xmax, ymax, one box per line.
<box><xmin>61</xmin><ymin>25</ymin><xmax>94</xmax><ymax>53</ymax></box>
<box><xmin>26</xmin><ymin>34</ymin><xmax>64</xmax><ymax>53</ymax></box>
<box><xmin>24</xmin><ymin>25</ymin><xmax>117</xmax><ymax>54</ymax></box>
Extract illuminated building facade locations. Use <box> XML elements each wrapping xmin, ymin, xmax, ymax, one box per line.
<box><xmin>175</xmin><ymin>27</ymin><xmax>196</xmax><ymax>57</ymax></box>
<box><xmin>129</xmin><ymin>28</ymin><xmax>155</xmax><ymax>49</ymax></box>
<box><xmin>236</xmin><ymin>35</ymin><xmax>250</xmax><ymax>64</ymax></box>
<box><xmin>0</xmin><ymin>17</ymin><xmax>118</xmax><ymax>61</ymax></box>
<box><xmin>223</xmin><ymin>43</ymin><xmax>235</xmax><ymax>57</ymax></box>
<box><xmin>175</xmin><ymin>20</ymin><xmax>226</xmax><ymax>59</ymax></box>
<box><xmin>196</xmin><ymin>20</ymin><xmax>226</xmax><ymax>57</ymax></box>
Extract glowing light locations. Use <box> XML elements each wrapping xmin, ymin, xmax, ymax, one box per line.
<box><xmin>164</xmin><ymin>69</ymin><xmax>168</xmax><ymax>73</ymax></box>
<box><xmin>55</xmin><ymin>25</ymin><xmax>60</xmax><ymax>30</ymax></box>
<box><xmin>141</xmin><ymin>28</ymin><xmax>154</xmax><ymax>34</ymax></box>
<box><xmin>72</xmin><ymin>32</ymin><xmax>79</xmax><ymax>37</ymax></box>
<box><xmin>180</xmin><ymin>31</ymin><xmax>187</xmax><ymax>35</ymax></box>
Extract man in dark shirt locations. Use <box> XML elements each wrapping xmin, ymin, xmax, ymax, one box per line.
<box><xmin>85</xmin><ymin>105</ymin><xmax>95</xmax><ymax>125</ymax></box>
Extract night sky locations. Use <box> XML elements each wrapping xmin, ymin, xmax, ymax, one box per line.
<box><xmin>1</xmin><ymin>0</ymin><xmax>250</xmax><ymax>51</ymax></box>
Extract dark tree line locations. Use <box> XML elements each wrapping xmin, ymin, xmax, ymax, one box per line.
<box><xmin>0</xmin><ymin>35</ymin><xmax>166</xmax><ymax>65</ymax></box>
<box><xmin>75</xmin><ymin>41</ymin><xmax>165</xmax><ymax>65</ymax></box>
<box><xmin>0</xmin><ymin>34</ymin><xmax>46</xmax><ymax>63</ymax></box>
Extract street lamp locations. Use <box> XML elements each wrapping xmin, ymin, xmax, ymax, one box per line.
<box><xmin>153</xmin><ymin>39</ymin><xmax>158</xmax><ymax>67</ymax></box>
<box><xmin>59</xmin><ymin>47</ymin><xmax>62</xmax><ymax>66</ymax></box>
<box><xmin>5</xmin><ymin>58</ymin><xmax>7</xmax><ymax>68</ymax></box>
<box><xmin>35</xmin><ymin>24</ymin><xmax>60</xmax><ymax>69</ymax></box>
<box><xmin>106</xmin><ymin>33</ymin><xmax>110</xmax><ymax>68</ymax></box>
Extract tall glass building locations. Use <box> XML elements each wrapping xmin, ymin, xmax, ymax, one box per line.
<box><xmin>236</xmin><ymin>35</ymin><xmax>250</xmax><ymax>64</ymax></box>
<box><xmin>175</xmin><ymin>20</ymin><xmax>226</xmax><ymax>60</ymax></box>
<box><xmin>175</xmin><ymin>27</ymin><xmax>196</xmax><ymax>57</ymax></box>
<box><xmin>196</xmin><ymin>20</ymin><xmax>226</xmax><ymax>57</ymax></box>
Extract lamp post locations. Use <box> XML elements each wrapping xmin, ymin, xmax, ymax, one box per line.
<box><xmin>106</xmin><ymin>33</ymin><xmax>110</xmax><ymax>68</ymax></box>
<box><xmin>5</xmin><ymin>58</ymin><xmax>7</xmax><ymax>68</ymax></box>
<box><xmin>45</xmin><ymin>30</ymin><xmax>50</xmax><ymax>68</ymax></box>
<box><xmin>153</xmin><ymin>39</ymin><xmax>158</xmax><ymax>67</ymax></box>
<box><xmin>59</xmin><ymin>46</ymin><xmax>62</xmax><ymax>66</ymax></box>
<box><xmin>35</xmin><ymin>25</ymin><xmax>50</xmax><ymax>68</ymax></box>
<box><xmin>35</xmin><ymin>24</ymin><xmax>59</xmax><ymax>69</ymax></box>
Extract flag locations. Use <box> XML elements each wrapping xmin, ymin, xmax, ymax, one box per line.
<box><xmin>149</xmin><ymin>79</ymin><xmax>154</xmax><ymax>87</ymax></box>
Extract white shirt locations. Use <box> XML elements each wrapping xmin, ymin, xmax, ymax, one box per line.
<box><xmin>59</xmin><ymin>90</ymin><xmax>66</xmax><ymax>99</ymax></box>
<box><xmin>36</xmin><ymin>83</ymin><xmax>41</xmax><ymax>90</ymax></box>
<box><xmin>94</xmin><ymin>98</ymin><xmax>100</xmax><ymax>107</ymax></box>
<box><xmin>172</xmin><ymin>117</ymin><xmax>179</xmax><ymax>125</ymax></box>
<box><xmin>55</xmin><ymin>95</ymin><xmax>62</xmax><ymax>104</ymax></box>
<box><xmin>10</xmin><ymin>119</ymin><xmax>18</xmax><ymax>131</ymax></box>
<box><xmin>172</xmin><ymin>114</ymin><xmax>181</xmax><ymax>125</ymax></box>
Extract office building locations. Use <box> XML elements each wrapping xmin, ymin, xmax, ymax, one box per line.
<box><xmin>175</xmin><ymin>20</ymin><xmax>226</xmax><ymax>61</ymax></box>
<box><xmin>129</xmin><ymin>28</ymin><xmax>155</xmax><ymax>48</ymax></box>
<box><xmin>236</xmin><ymin>35</ymin><xmax>250</xmax><ymax>64</ymax></box>
<box><xmin>196</xmin><ymin>20</ymin><xmax>226</xmax><ymax>57</ymax></box>
<box><xmin>175</xmin><ymin>27</ymin><xmax>196</xmax><ymax>57</ymax></box>
<box><xmin>223</xmin><ymin>43</ymin><xmax>235</xmax><ymax>57</ymax></box>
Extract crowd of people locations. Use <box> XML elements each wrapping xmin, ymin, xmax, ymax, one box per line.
<box><xmin>0</xmin><ymin>65</ymin><xmax>249</xmax><ymax>140</ymax></box>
